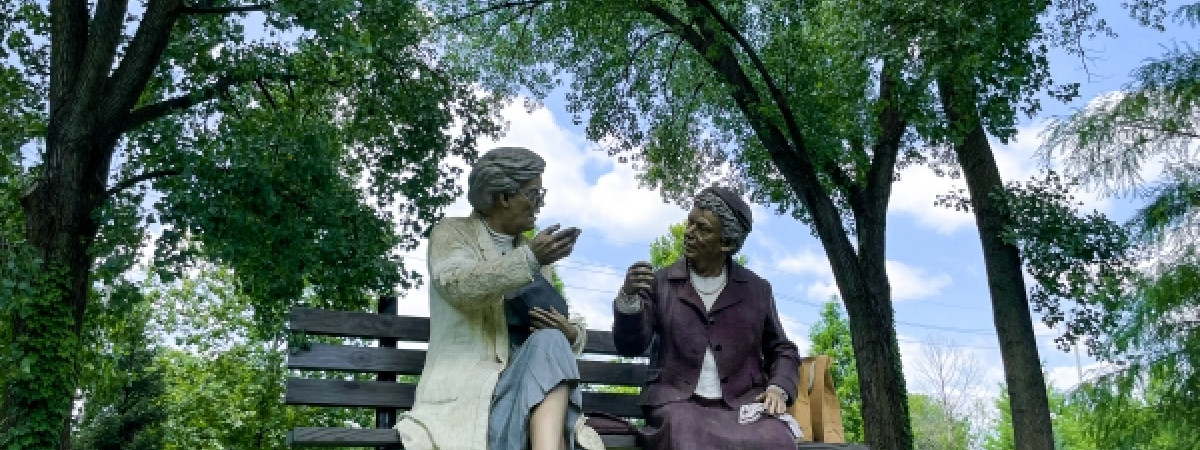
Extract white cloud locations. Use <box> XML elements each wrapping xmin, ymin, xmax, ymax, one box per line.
<box><xmin>886</xmin><ymin>260</ymin><xmax>953</xmax><ymax>301</ymax></box>
<box><xmin>890</xmin><ymin>165</ymin><xmax>975</xmax><ymax>235</ymax></box>
<box><xmin>391</xmin><ymin>99</ymin><xmax>684</xmax><ymax>321</ymax></box>
<box><xmin>487</xmin><ymin>103</ymin><xmax>684</xmax><ymax>246</ymax></box>
<box><xmin>768</xmin><ymin>249</ymin><xmax>950</xmax><ymax>302</ymax></box>
<box><xmin>890</xmin><ymin>122</ymin><xmax>1116</xmax><ymax>235</ymax></box>
<box><xmin>780</xmin><ymin>314</ymin><xmax>813</xmax><ymax>354</ymax></box>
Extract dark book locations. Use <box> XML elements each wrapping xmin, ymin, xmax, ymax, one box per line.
<box><xmin>504</xmin><ymin>272</ymin><xmax>569</xmax><ymax>346</ymax></box>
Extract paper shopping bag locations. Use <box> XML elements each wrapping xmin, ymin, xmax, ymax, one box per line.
<box><xmin>787</xmin><ymin>355</ymin><xmax>846</xmax><ymax>443</ymax></box>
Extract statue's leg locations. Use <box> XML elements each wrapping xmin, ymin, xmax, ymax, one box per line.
<box><xmin>529</xmin><ymin>383</ymin><xmax>569</xmax><ymax>450</ymax></box>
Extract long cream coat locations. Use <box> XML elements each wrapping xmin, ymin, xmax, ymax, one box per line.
<box><xmin>394</xmin><ymin>213</ymin><xmax>604</xmax><ymax>450</ymax></box>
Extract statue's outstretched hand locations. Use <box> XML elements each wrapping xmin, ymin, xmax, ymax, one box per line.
<box><xmin>622</xmin><ymin>261</ymin><xmax>654</xmax><ymax>296</ymax></box>
<box><xmin>529</xmin><ymin>224</ymin><xmax>580</xmax><ymax>266</ymax></box>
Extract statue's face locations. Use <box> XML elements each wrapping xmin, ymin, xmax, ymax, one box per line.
<box><xmin>683</xmin><ymin>207</ymin><xmax>732</xmax><ymax>262</ymax></box>
<box><xmin>491</xmin><ymin>175</ymin><xmax>544</xmax><ymax>235</ymax></box>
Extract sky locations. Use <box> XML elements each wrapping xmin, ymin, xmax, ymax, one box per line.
<box><xmin>387</xmin><ymin>1</ymin><xmax>1196</xmax><ymax>405</ymax></box>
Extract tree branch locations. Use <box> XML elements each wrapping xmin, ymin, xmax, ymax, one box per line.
<box><xmin>76</xmin><ymin>0</ymin><xmax>132</xmax><ymax>112</ymax></box>
<box><xmin>103</xmin><ymin>0</ymin><xmax>185</xmax><ymax>121</ymax></box>
<box><xmin>48</xmin><ymin>0</ymin><xmax>90</xmax><ymax>119</ymax></box>
<box><xmin>122</xmin><ymin>76</ymin><xmax>239</xmax><ymax>132</ymax></box>
<box><xmin>181</xmin><ymin>3</ymin><xmax>273</xmax><ymax>14</ymax></box>
<box><xmin>865</xmin><ymin>64</ymin><xmax>908</xmax><ymax>207</ymax></box>
<box><xmin>104</xmin><ymin>169</ymin><xmax>181</xmax><ymax>198</ymax></box>
<box><xmin>641</xmin><ymin>1</ymin><xmax>860</xmax><ymax>266</ymax></box>
<box><xmin>438</xmin><ymin>0</ymin><xmax>555</xmax><ymax>26</ymax></box>
<box><xmin>624</xmin><ymin>29</ymin><xmax>673</xmax><ymax>82</ymax></box>
<box><xmin>254</xmin><ymin>77</ymin><xmax>278</xmax><ymax>110</ymax></box>
<box><xmin>688</xmin><ymin>0</ymin><xmax>861</xmax><ymax>201</ymax></box>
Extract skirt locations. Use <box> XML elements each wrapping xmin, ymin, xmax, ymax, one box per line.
<box><xmin>488</xmin><ymin>329</ymin><xmax>582</xmax><ymax>450</ymax></box>
<box><xmin>640</xmin><ymin>395</ymin><xmax>796</xmax><ymax>450</ymax></box>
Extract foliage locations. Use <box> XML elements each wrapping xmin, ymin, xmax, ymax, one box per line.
<box><xmin>1035</xmin><ymin>3</ymin><xmax>1200</xmax><ymax>447</ymax></box>
<box><xmin>983</xmin><ymin>384</ymin><xmax>1099</xmax><ymax>450</ymax></box>
<box><xmin>72</xmin><ymin>337</ymin><xmax>166</xmax><ymax>450</ymax></box>
<box><xmin>428</xmin><ymin>0</ymin><xmax>909</xmax><ymax>216</ymax></box>
<box><xmin>1068</xmin><ymin>369</ymin><xmax>1199</xmax><ymax>450</ymax></box>
<box><xmin>1</xmin><ymin>0</ymin><xmax>503</xmax><ymax>447</ymax></box>
<box><xmin>909</xmin><ymin>393</ymin><xmax>971</xmax><ymax>450</ymax></box>
<box><xmin>989</xmin><ymin>172</ymin><xmax>1135</xmax><ymax>352</ymax></box>
<box><xmin>146</xmin><ymin>265</ymin><xmax>372</xmax><ymax>450</ymax></box>
<box><xmin>807</xmin><ymin>299</ymin><xmax>863</xmax><ymax>443</ymax></box>
<box><xmin>908</xmin><ymin>337</ymin><xmax>988</xmax><ymax>449</ymax></box>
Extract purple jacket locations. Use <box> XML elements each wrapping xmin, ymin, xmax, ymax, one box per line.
<box><xmin>612</xmin><ymin>259</ymin><xmax>800</xmax><ymax>408</ymax></box>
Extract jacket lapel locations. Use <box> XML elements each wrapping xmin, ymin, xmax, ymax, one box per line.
<box><xmin>666</xmin><ymin>260</ymin><xmax>707</xmax><ymax>316</ymax></box>
<box><xmin>471</xmin><ymin>212</ymin><xmax>501</xmax><ymax>261</ymax></box>
<box><xmin>708</xmin><ymin>263</ymin><xmax>749</xmax><ymax>314</ymax></box>
<box><xmin>469</xmin><ymin>212</ymin><xmax>510</xmax><ymax>364</ymax></box>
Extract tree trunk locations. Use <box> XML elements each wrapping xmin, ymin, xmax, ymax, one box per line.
<box><xmin>938</xmin><ymin>78</ymin><xmax>1055</xmax><ymax>450</ymax></box>
<box><xmin>839</xmin><ymin>264</ymin><xmax>912</xmax><ymax>450</ymax></box>
<box><xmin>1</xmin><ymin>1</ymin><xmax>184</xmax><ymax>447</ymax></box>
<box><xmin>6</xmin><ymin>133</ymin><xmax>114</xmax><ymax>449</ymax></box>
<box><xmin>835</xmin><ymin>197</ymin><xmax>912</xmax><ymax>450</ymax></box>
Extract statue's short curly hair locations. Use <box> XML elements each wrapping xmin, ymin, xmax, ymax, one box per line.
<box><xmin>467</xmin><ymin>147</ymin><xmax>545</xmax><ymax>213</ymax></box>
<box><xmin>694</xmin><ymin>191</ymin><xmax>749</xmax><ymax>254</ymax></box>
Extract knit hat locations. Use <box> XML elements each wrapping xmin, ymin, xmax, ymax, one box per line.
<box><xmin>696</xmin><ymin>186</ymin><xmax>752</xmax><ymax>233</ymax></box>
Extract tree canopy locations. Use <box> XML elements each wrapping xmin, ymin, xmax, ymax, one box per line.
<box><xmin>1</xmin><ymin>1</ymin><xmax>502</xmax><ymax>447</ymax></box>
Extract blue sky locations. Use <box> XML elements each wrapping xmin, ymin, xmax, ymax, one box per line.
<box><xmin>392</xmin><ymin>1</ymin><xmax>1195</xmax><ymax>401</ymax></box>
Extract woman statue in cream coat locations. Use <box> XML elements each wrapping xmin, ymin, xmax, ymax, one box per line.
<box><xmin>394</xmin><ymin>147</ymin><xmax>604</xmax><ymax>450</ymax></box>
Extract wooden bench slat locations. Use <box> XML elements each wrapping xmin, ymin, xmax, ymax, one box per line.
<box><xmin>578</xmin><ymin>359</ymin><xmax>647</xmax><ymax>385</ymax></box>
<box><xmin>289</xmin><ymin>308</ymin><xmax>430</xmax><ymax>341</ymax></box>
<box><xmin>288</xmin><ymin>344</ymin><xmax>426</xmax><ymax>375</ymax></box>
<box><xmin>285</xmin><ymin>378</ymin><xmax>415</xmax><ymax>408</ymax></box>
<box><xmin>583</xmin><ymin>329</ymin><xmax>619</xmax><ymax>354</ymax></box>
<box><xmin>285</xmin><ymin>378</ymin><xmax>642</xmax><ymax>417</ymax></box>
<box><xmin>286</xmin><ymin>427</ymin><xmax>868</xmax><ymax>449</ymax></box>
<box><xmin>288</xmin><ymin>308</ymin><xmax>627</xmax><ymax>355</ymax></box>
<box><xmin>580</xmin><ymin>391</ymin><xmax>643</xmax><ymax>418</ymax></box>
<box><xmin>287</xmin><ymin>427</ymin><xmax>400</xmax><ymax>447</ymax></box>
<box><xmin>289</xmin><ymin>345</ymin><xmax>646</xmax><ymax>385</ymax></box>
<box><xmin>287</xmin><ymin>427</ymin><xmax>640</xmax><ymax>449</ymax></box>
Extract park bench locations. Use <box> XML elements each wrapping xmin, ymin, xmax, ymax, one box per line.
<box><xmin>283</xmin><ymin>298</ymin><xmax>869</xmax><ymax>449</ymax></box>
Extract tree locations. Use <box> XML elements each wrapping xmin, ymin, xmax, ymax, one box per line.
<box><xmin>983</xmin><ymin>383</ymin><xmax>1100</xmax><ymax>450</ymax></box>
<box><xmin>808</xmin><ymin>299</ymin><xmax>863</xmax><ymax>443</ymax></box>
<box><xmin>430</xmin><ymin>2</ymin><xmax>916</xmax><ymax>447</ymax></box>
<box><xmin>909</xmin><ymin>0</ymin><xmax>1116</xmax><ymax>444</ymax></box>
<box><xmin>909</xmin><ymin>393</ymin><xmax>971</xmax><ymax>450</ymax></box>
<box><xmin>910</xmin><ymin>337</ymin><xmax>987</xmax><ymax>449</ymax></box>
<box><xmin>147</xmin><ymin>265</ymin><xmax>373</xmax><ymax>450</ymax></box>
<box><xmin>1038</xmin><ymin>2</ymin><xmax>1200</xmax><ymax>446</ymax></box>
<box><xmin>71</xmin><ymin>295</ymin><xmax>166</xmax><ymax>450</ymax></box>
<box><xmin>0</xmin><ymin>1</ymin><xmax>502</xmax><ymax>448</ymax></box>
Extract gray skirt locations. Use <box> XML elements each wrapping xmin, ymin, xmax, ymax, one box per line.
<box><xmin>488</xmin><ymin>329</ymin><xmax>582</xmax><ymax>450</ymax></box>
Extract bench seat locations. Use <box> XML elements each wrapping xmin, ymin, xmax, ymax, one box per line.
<box><xmin>284</xmin><ymin>306</ymin><xmax>869</xmax><ymax>449</ymax></box>
<box><xmin>287</xmin><ymin>427</ymin><xmax>869</xmax><ymax>449</ymax></box>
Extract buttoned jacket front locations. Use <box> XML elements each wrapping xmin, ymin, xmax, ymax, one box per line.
<box><xmin>612</xmin><ymin>259</ymin><xmax>800</xmax><ymax>409</ymax></box>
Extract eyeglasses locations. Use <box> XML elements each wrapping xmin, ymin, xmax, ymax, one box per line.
<box><xmin>519</xmin><ymin>187</ymin><xmax>547</xmax><ymax>206</ymax></box>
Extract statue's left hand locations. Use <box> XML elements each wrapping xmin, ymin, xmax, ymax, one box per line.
<box><xmin>755</xmin><ymin>385</ymin><xmax>788</xmax><ymax>415</ymax></box>
<box><xmin>529</xmin><ymin>307</ymin><xmax>578</xmax><ymax>343</ymax></box>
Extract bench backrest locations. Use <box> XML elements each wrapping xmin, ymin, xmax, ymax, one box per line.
<box><xmin>284</xmin><ymin>307</ymin><xmax>647</xmax><ymax>419</ymax></box>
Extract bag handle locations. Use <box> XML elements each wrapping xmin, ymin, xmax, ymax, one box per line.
<box><xmin>807</xmin><ymin>357</ymin><xmax>817</xmax><ymax>395</ymax></box>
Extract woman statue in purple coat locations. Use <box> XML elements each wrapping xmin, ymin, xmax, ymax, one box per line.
<box><xmin>612</xmin><ymin>186</ymin><xmax>801</xmax><ymax>449</ymax></box>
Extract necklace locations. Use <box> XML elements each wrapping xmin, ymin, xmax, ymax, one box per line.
<box><xmin>690</xmin><ymin>271</ymin><xmax>727</xmax><ymax>296</ymax></box>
